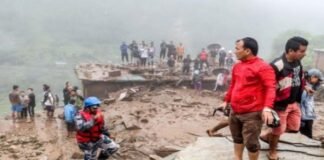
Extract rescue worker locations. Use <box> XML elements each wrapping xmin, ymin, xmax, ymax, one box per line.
<box><xmin>75</xmin><ymin>97</ymin><xmax>119</xmax><ymax>160</ymax></box>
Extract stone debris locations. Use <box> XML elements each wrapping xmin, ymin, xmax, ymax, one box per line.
<box><xmin>149</xmin><ymin>154</ymin><xmax>163</xmax><ymax>160</ymax></box>
<box><xmin>163</xmin><ymin>90</ymin><xmax>177</xmax><ymax>95</ymax></box>
<box><xmin>173</xmin><ymin>97</ymin><xmax>182</xmax><ymax>102</ymax></box>
<box><xmin>154</xmin><ymin>146</ymin><xmax>182</xmax><ymax>157</ymax></box>
<box><xmin>122</xmin><ymin>116</ymin><xmax>142</xmax><ymax>130</ymax></box>
<box><xmin>103</xmin><ymin>98</ymin><xmax>116</xmax><ymax>105</ymax></box>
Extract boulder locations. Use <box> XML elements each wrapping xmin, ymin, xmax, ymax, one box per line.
<box><xmin>150</xmin><ymin>154</ymin><xmax>163</xmax><ymax>160</ymax></box>
<box><xmin>173</xmin><ymin>97</ymin><xmax>182</xmax><ymax>102</ymax></box>
<box><xmin>122</xmin><ymin>117</ymin><xmax>141</xmax><ymax>130</ymax></box>
<box><xmin>108</xmin><ymin>70</ymin><xmax>121</xmax><ymax>77</ymax></box>
<box><xmin>164</xmin><ymin>90</ymin><xmax>177</xmax><ymax>95</ymax></box>
<box><xmin>71</xmin><ymin>152</ymin><xmax>84</xmax><ymax>159</ymax></box>
<box><xmin>103</xmin><ymin>98</ymin><xmax>116</xmax><ymax>105</ymax></box>
<box><xmin>154</xmin><ymin>146</ymin><xmax>182</xmax><ymax>157</ymax></box>
<box><xmin>201</xmin><ymin>90</ymin><xmax>214</xmax><ymax>97</ymax></box>
<box><xmin>140</xmin><ymin>97</ymin><xmax>152</xmax><ymax>103</ymax></box>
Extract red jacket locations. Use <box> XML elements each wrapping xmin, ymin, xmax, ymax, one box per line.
<box><xmin>200</xmin><ymin>51</ymin><xmax>208</xmax><ymax>61</ymax></box>
<box><xmin>76</xmin><ymin>110</ymin><xmax>104</xmax><ymax>143</ymax></box>
<box><xmin>225</xmin><ymin>57</ymin><xmax>276</xmax><ymax>114</ymax></box>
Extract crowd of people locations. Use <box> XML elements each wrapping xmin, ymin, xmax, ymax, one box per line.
<box><xmin>7</xmin><ymin>36</ymin><xmax>323</xmax><ymax>160</ymax></box>
<box><xmin>120</xmin><ymin>37</ymin><xmax>323</xmax><ymax>160</ymax></box>
<box><xmin>9</xmin><ymin>85</ymin><xmax>36</xmax><ymax>119</ymax></box>
<box><xmin>120</xmin><ymin>40</ymin><xmax>235</xmax><ymax>71</ymax></box>
<box><xmin>206</xmin><ymin>36</ymin><xmax>324</xmax><ymax>160</ymax></box>
<box><xmin>120</xmin><ymin>40</ymin><xmax>235</xmax><ymax>95</ymax></box>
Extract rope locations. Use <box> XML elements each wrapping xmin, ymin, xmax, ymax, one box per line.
<box><xmin>224</xmin><ymin>136</ymin><xmax>324</xmax><ymax>158</ymax></box>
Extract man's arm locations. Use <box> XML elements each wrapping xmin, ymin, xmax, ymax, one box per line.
<box><xmin>259</xmin><ymin>65</ymin><xmax>276</xmax><ymax>109</ymax></box>
<box><xmin>74</xmin><ymin>114</ymin><xmax>94</xmax><ymax>131</ymax></box>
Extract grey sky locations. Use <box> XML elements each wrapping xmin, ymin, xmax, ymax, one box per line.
<box><xmin>0</xmin><ymin>0</ymin><xmax>323</xmax><ymax>59</ymax></box>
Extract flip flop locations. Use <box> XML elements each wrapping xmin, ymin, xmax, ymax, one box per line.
<box><xmin>206</xmin><ymin>130</ymin><xmax>224</xmax><ymax>137</ymax></box>
<box><xmin>206</xmin><ymin>129</ymin><xmax>213</xmax><ymax>137</ymax></box>
<box><xmin>267</xmin><ymin>154</ymin><xmax>279</xmax><ymax>160</ymax></box>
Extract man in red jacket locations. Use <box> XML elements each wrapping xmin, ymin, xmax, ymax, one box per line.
<box><xmin>221</xmin><ymin>37</ymin><xmax>276</xmax><ymax>160</ymax></box>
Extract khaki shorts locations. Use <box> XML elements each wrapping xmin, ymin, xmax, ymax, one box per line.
<box><xmin>272</xmin><ymin>103</ymin><xmax>301</xmax><ymax>136</ymax></box>
<box><xmin>229</xmin><ymin>111</ymin><xmax>263</xmax><ymax>152</ymax></box>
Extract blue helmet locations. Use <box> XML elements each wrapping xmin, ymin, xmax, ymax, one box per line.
<box><xmin>84</xmin><ymin>97</ymin><xmax>101</xmax><ymax>108</ymax></box>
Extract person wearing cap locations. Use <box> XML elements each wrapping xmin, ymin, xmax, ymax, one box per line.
<box><xmin>75</xmin><ymin>97</ymin><xmax>119</xmax><ymax>160</ymax></box>
<box><xmin>299</xmin><ymin>68</ymin><xmax>323</xmax><ymax>138</ymax></box>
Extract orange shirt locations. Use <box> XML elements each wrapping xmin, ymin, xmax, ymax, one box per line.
<box><xmin>176</xmin><ymin>46</ymin><xmax>185</xmax><ymax>55</ymax></box>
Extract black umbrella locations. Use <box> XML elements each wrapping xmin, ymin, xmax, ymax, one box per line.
<box><xmin>212</xmin><ymin>68</ymin><xmax>230</xmax><ymax>75</ymax></box>
<box><xmin>207</xmin><ymin>43</ymin><xmax>222</xmax><ymax>51</ymax></box>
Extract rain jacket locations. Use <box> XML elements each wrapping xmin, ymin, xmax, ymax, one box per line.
<box><xmin>225</xmin><ymin>57</ymin><xmax>276</xmax><ymax>114</ymax></box>
<box><xmin>75</xmin><ymin>110</ymin><xmax>105</xmax><ymax>143</ymax></box>
<box><xmin>64</xmin><ymin>104</ymin><xmax>76</xmax><ymax>123</ymax></box>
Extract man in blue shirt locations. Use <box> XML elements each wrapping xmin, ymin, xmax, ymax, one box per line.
<box><xmin>64</xmin><ymin>99</ymin><xmax>77</xmax><ymax>138</ymax></box>
<box><xmin>120</xmin><ymin>42</ymin><xmax>129</xmax><ymax>64</ymax></box>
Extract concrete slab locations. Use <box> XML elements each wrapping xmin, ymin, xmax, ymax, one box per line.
<box><xmin>165</xmin><ymin>136</ymin><xmax>324</xmax><ymax>160</ymax></box>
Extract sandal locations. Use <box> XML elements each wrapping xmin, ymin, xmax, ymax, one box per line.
<box><xmin>206</xmin><ymin>129</ymin><xmax>213</xmax><ymax>137</ymax></box>
<box><xmin>206</xmin><ymin>129</ymin><xmax>223</xmax><ymax>137</ymax></box>
<box><xmin>267</xmin><ymin>153</ymin><xmax>279</xmax><ymax>160</ymax></box>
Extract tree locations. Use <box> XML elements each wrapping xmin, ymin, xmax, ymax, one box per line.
<box><xmin>271</xmin><ymin>30</ymin><xmax>324</xmax><ymax>68</ymax></box>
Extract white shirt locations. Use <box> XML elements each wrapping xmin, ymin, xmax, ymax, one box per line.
<box><xmin>216</xmin><ymin>73</ymin><xmax>225</xmax><ymax>86</ymax></box>
<box><xmin>141</xmin><ymin>48</ymin><xmax>148</xmax><ymax>58</ymax></box>
<box><xmin>44</xmin><ymin>92</ymin><xmax>54</xmax><ymax>106</ymax></box>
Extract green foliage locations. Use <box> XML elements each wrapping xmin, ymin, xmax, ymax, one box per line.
<box><xmin>271</xmin><ymin>30</ymin><xmax>324</xmax><ymax>68</ymax></box>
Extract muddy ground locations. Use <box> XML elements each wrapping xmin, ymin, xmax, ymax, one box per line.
<box><xmin>1</xmin><ymin>86</ymin><xmax>324</xmax><ymax>160</ymax></box>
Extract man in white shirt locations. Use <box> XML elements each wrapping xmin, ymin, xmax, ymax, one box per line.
<box><xmin>42</xmin><ymin>84</ymin><xmax>55</xmax><ymax>118</ymax></box>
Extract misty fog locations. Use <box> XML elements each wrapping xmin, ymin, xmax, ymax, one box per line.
<box><xmin>1</xmin><ymin>0</ymin><xmax>323</xmax><ymax>114</ymax></box>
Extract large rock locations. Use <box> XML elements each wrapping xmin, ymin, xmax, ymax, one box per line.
<box><xmin>173</xmin><ymin>97</ymin><xmax>182</xmax><ymax>102</ymax></box>
<box><xmin>150</xmin><ymin>154</ymin><xmax>163</xmax><ymax>160</ymax></box>
<box><xmin>103</xmin><ymin>98</ymin><xmax>116</xmax><ymax>105</ymax></box>
<box><xmin>122</xmin><ymin>116</ymin><xmax>141</xmax><ymax>130</ymax></box>
<box><xmin>108</xmin><ymin>70</ymin><xmax>121</xmax><ymax>77</ymax></box>
<box><xmin>118</xmin><ymin>91</ymin><xmax>133</xmax><ymax>101</ymax></box>
<box><xmin>201</xmin><ymin>90</ymin><xmax>214</xmax><ymax>97</ymax></box>
<box><xmin>140</xmin><ymin>97</ymin><xmax>152</xmax><ymax>103</ymax></box>
<box><xmin>154</xmin><ymin>146</ymin><xmax>182</xmax><ymax>158</ymax></box>
<box><xmin>163</xmin><ymin>90</ymin><xmax>177</xmax><ymax>95</ymax></box>
<box><xmin>71</xmin><ymin>152</ymin><xmax>84</xmax><ymax>159</ymax></box>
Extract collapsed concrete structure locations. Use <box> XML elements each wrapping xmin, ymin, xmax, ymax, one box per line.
<box><xmin>75</xmin><ymin>63</ymin><xmax>225</xmax><ymax>98</ymax></box>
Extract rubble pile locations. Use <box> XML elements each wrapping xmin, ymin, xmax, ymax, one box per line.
<box><xmin>1</xmin><ymin>84</ymin><xmax>324</xmax><ymax>160</ymax></box>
